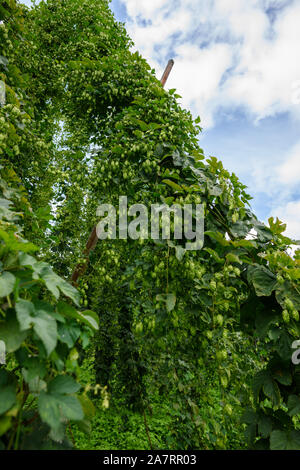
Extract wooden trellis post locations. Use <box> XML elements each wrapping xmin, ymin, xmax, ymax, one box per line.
<box><xmin>71</xmin><ymin>59</ymin><xmax>175</xmax><ymax>285</ymax></box>
<box><xmin>160</xmin><ymin>59</ymin><xmax>174</xmax><ymax>87</ymax></box>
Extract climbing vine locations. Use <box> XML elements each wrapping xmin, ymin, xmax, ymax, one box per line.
<box><xmin>0</xmin><ymin>0</ymin><xmax>300</xmax><ymax>450</ymax></box>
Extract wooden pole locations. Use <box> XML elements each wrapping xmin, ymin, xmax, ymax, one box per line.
<box><xmin>71</xmin><ymin>59</ymin><xmax>175</xmax><ymax>285</ymax></box>
<box><xmin>160</xmin><ymin>59</ymin><xmax>174</xmax><ymax>88</ymax></box>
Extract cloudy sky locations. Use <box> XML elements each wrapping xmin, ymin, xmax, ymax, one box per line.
<box><xmin>22</xmin><ymin>0</ymin><xmax>300</xmax><ymax>239</ymax></box>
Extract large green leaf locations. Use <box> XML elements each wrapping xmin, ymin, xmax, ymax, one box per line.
<box><xmin>0</xmin><ymin>384</ymin><xmax>16</xmax><ymax>415</ymax></box>
<box><xmin>79</xmin><ymin>310</ymin><xmax>99</xmax><ymax>330</ymax></box>
<box><xmin>15</xmin><ymin>299</ymin><xmax>35</xmax><ymax>330</ymax></box>
<box><xmin>57</xmin><ymin>395</ymin><xmax>83</xmax><ymax>421</ymax></box>
<box><xmin>58</xmin><ymin>280</ymin><xmax>80</xmax><ymax>306</ymax></box>
<box><xmin>32</xmin><ymin>312</ymin><xmax>57</xmax><ymax>357</ymax></box>
<box><xmin>16</xmin><ymin>299</ymin><xmax>57</xmax><ymax>355</ymax></box>
<box><xmin>38</xmin><ymin>392</ymin><xmax>61</xmax><ymax>430</ymax></box>
<box><xmin>204</xmin><ymin>231</ymin><xmax>230</xmax><ymax>247</ymax></box>
<box><xmin>276</xmin><ymin>282</ymin><xmax>300</xmax><ymax>310</ymax></box>
<box><xmin>162</xmin><ymin>179</ymin><xmax>183</xmax><ymax>192</ymax></box>
<box><xmin>253</xmin><ymin>370</ymin><xmax>281</xmax><ymax>406</ymax></box>
<box><xmin>38</xmin><ymin>376</ymin><xmax>83</xmax><ymax>431</ymax></box>
<box><xmin>48</xmin><ymin>376</ymin><xmax>81</xmax><ymax>395</ymax></box>
<box><xmin>22</xmin><ymin>357</ymin><xmax>46</xmax><ymax>382</ymax></box>
<box><xmin>270</xmin><ymin>430</ymin><xmax>300</xmax><ymax>450</ymax></box>
<box><xmin>288</xmin><ymin>395</ymin><xmax>300</xmax><ymax>417</ymax></box>
<box><xmin>0</xmin><ymin>371</ymin><xmax>16</xmax><ymax>415</ymax></box>
<box><xmin>57</xmin><ymin>302</ymin><xmax>99</xmax><ymax>330</ymax></box>
<box><xmin>156</xmin><ymin>293</ymin><xmax>176</xmax><ymax>312</ymax></box>
<box><xmin>0</xmin><ymin>312</ymin><xmax>28</xmax><ymax>352</ymax></box>
<box><xmin>255</xmin><ymin>223</ymin><xmax>273</xmax><ymax>242</ymax></box>
<box><xmin>274</xmin><ymin>330</ymin><xmax>293</xmax><ymax>361</ymax></box>
<box><xmin>0</xmin><ymin>272</ymin><xmax>15</xmax><ymax>298</ymax></box>
<box><xmin>258</xmin><ymin>415</ymin><xmax>272</xmax><ymax>439</ymax></box>
<box><xmin>30</xmin><ymin>262</ymin><xmax>80</xmax><ymax>305</ymax></box>
<box><xmin>247</xmin><ymin>265</ymin><xmax>277</xmax><ymax>297</ymax></box>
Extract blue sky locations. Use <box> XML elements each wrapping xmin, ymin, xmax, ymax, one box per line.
<box><xmin>22</xmin><ymin>0</ymin><xmax>300</xmax><ymax>239</ymax></box>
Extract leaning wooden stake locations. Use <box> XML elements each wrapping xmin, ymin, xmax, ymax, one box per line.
<box><xmin>160</xmin><ymin>59</ymin><xmax>174</xmax><ymax>87</ymax></box>
<box><xmin>71</xmin><ymin>59</ymin><xmax>175</xmax><ymax>285</ymax></box>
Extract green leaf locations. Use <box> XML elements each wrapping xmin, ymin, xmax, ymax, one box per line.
<box><xmin>0</xmin><ymin>312</ymin><xmax>28</xmax><ymax>352</ymax></box>
<box><xmin>255</xmin><ymin>305</ymin><xmax>277</xmax><ymax>338</ymax></box>
<box><xmin>0</xmin><ymin>371</ymin><xmax>16</xmax><ymax>415</ymax></box>
<box><xmin>270</xmin><ymin>430</ymin><xmax>300</xmax><ymax>450</ymax></box>
<box><xmin>0</xmin><ymin>272</ymin><xmax>16</xmax><ymax>298</ymax></box>
<box><xmin>0</xmin><ymin>385</ymin><xmax>16</xmax><ymax>415</ymax></box>
<box><xmin>38</xmin><ymin>387</ymin><xmax>83</xmax><ymax>431</ymax></box>
<box><xmin>253</xmin><ymin>370</ymin><xmax>281</xmax><ymax>406</ymax></box>
<box><xmin>207</xmin><ymin>181</ymin><xmax>223</xmax><ymax>197</ymax></box>
<box><xmin>242</xmin><ymin>408</ymin><xmax>257</xmax><ymax>425</ymax></box>
<box><xmin>203</xmin><ymin>248</ymin><xmax>224</xmax><ymax>264</ymax></box>
<box><xmin>0</xmin><ymin>230</ymin><xmax>38</xmax><ymax>253</ymax></box>
<box><xmin>162</xmin><ymin>179</ymin><xmax>183</xmax><ymax>192</ymax></box>
<box><xmin>58</xmin><ymin>280</ymin><xmax>80</xmax><ymax>306</ymax></box>
<box><xmin>33</xmin><ymin>311</ymin><xmax>57</xmax><ymax>356</ymax></box>
<box><xmin>226</xmin><ymin>253</ymin><xmax>242</xmax><ymax>265</ymax></box>
<box><xmin>79</xmin><ymin>310</ymin><xmax>99</xmax><ymax>330</ymax></box>
<box><xmin>288</xmin><ymin>395</ymin><xmax>300</xmax><ymax>416</ymax></box>
<box><xmin>58</xmin><ymin>323</ymin><xmax>80</xmax><ymax>348</ymax></box>
<box><xmin>38</xmin><ymin>392</ymin><xmax>61</xmax><ymax>430</ymax></box>
<box><xmin>18</xmin><ymin>253</ymin><xmax>37</xmax><ymax>267</ymax></box>
<box><xmin>135</xmin><ymin>119</ymin><xmax>149</xmax><ymax>132</ymax></box>
<box><xmin>48</xmin><ymin>376</ymin><xmax>81</xmax><ymax>395</ymax></box>
<box><xmin>15</xmin><ymin>299</ymin><xmax>35</xmax><ymax>330</ymax></box>
<box><xmin>255</xmin><ymin>224</ymin><xmax>273</xmax><ymax>242</ymax></box>
<box><xmin>57</xmin><ymin>302</ymin><xmax>98</xmax><ymax>330</ymax></box>
<box><xmin>32</xmin><ymin>263</ymin><xmax>60</xmax><ymax>298</ymax></box>
<box><xmin>273</xmin><ymin>367</ymin><xmax>292</xmax><ymax>386</ymax></box>
<box><xmin>276</xmin><ymin>282</ymin><xmax>300</xmax><ymax>310</ymax></box>
<box><xmin>157</xmin><ymin>293</ymin><xmax>176</xmax><ymax>312</ymax></box>
<box><xmin>22</xmin><ymin>357</ymin><xmax>46</xmax><ymax>381</ymax></box>
<box><xmin>58</xmin><ymin>395</ymin><xmax>84</xmax><ymax>421</ymax></box>
<box><xmin>232</xmin><ymin>239</ymin><xmax>257</xmax><ymax>249</ymax></box>
<box><xmin>247</xmin><ymin>265</ymin><xmax>277</xmax><ymax>297</ymax></box>
<box><xmin>258</xmin><ymin>416</ymin><xmax>272</xmax><ymax>438</ymax></box>
<box><xmin>166</xmin><ymin>293</ymin><xmax>176</xmax><ymax>312</ymax></box>
<box><xmin>31</xmin><ymin>263</ymin><xmax>80</xmax><ymax>305</ymax></box>
<box><xmin>0</xmin><ymin>416</ymin><xmax>11</xmax><ymax>437</ymax></box>
<box><xmin>16</xmin><ymin>300</ymin><xmax>57</xmax><ymax>355</ymax></box>
<box><xmin>175</xmin><ymin>245</ymin><xmax>186</xmax><ymax>261</ymax></box>
<box><xmin>78</xmin><ymin>394</ymin><xmax>96</xmax><ymax>419</ymax></box>
<box><xmin>204</xmin><ymin>231</ymin><xmax>230</xmax><ymax>247</ymax></box>
<box><xmin>22</xmin><ymin>372</ymin><xmax>47</xmax><ymax>394</ymax></box>
<box><xmin>275</xmin><ymin>330</ymin><xmax>293</xmax><ymax>361</ymax></box>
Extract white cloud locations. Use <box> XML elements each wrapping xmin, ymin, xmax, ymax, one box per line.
<box><xmin>276</xmin><ymin>141</ymin><xmax>300</xmax><ymax>185</ymax></box>
<box><xmin>221</xmin><ymin>1</ymin><xmax>300</xmax><ymax>120</ymax></box>
<box><xmin>243</xmin><ymin>139</ymin><xmax>300</xmax><ymax>211</ymax></box>
<box><xmin>123</xmin><ymin>0</ymin><xmax>170</xmax><ymax>19</ymax></box>
<box><xmin>121</xmin><ymin>0</ymin><xmax>300</xmax><ymax>127</ymax></box>
<box><xmin>166</xmin><ymin>43</ymin><xmax>233</xmax><ymax>128</ymax></box>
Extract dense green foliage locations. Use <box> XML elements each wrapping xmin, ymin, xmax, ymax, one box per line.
<box><xmin>1</xmin><ymin>0</ymin><xmax>300</xmax><ymax>450</ymax></box>
<box><xmin>0</xmin><ymin>0</ymin><xmax>99</xmax><ymax>449</ymax></box>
